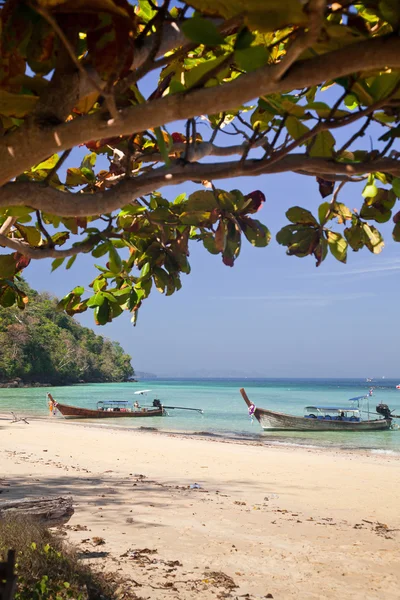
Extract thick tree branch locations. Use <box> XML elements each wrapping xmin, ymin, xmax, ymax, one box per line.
<box><xmin>0</xmin><ymin>156</ymin><xmax>399</xmax><ymax>218</ymax></box>
<box><xmin>1</xmin><ymin>35</ymin><xmax>400</xmax><ymax>186</ymax></box>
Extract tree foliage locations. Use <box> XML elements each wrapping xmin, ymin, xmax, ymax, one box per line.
<box><xmin>0</xmin><ymin>282</ymin><xmax>134</xmax><ymax>384</ymax></box>
<box><xmin>0</xmin><ymin>0</ymin><xmax>400</xmax><ymax>323</ymax></box>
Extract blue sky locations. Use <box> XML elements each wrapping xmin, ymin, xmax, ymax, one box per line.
<box><xmin>5</xmin><ymin>55</ymin><xmax>400</xmax><ymax>378</ymax></box>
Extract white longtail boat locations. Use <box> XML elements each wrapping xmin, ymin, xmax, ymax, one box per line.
<box><xmin>240</xmin><ymin>388</ymin><xmax>396</xmax><ymax>432</ymax></box>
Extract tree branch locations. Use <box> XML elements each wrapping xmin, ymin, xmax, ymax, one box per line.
<box><xmin>0</xmin><ymin>229</ymin><xmax>114</xmax><ymax>260</ymax></box>
<box><xmin>272</xmin><ymin>0</ymin><xmax>326</xmax><ymax>81</ymax></box>
<box><xmin>2</xmin><ymin>35</ymin><xmax>400</xmax><ymax>186</ymax></box>
<box><xmin>0</xmin><ymin>155</ymin><xmax>399</xmax><ymax>218</ymax></box>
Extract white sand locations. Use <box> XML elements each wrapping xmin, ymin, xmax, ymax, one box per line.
<box><xmin>1</xmin><ymin>417</ymin><xmax>399</xmax><ymax>599</ymax></box>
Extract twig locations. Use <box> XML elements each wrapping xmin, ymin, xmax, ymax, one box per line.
<box><xmin>43</xmin><ymin>149</ymin><xmax>72</xmax><ymax>185</ymax></box>
<box><xmin>240</xmin><ymin>124</ymin><xmax>260</xmax><ymax>163</ymax></box>
<box><xmin>209</xmin><ymin>113</ymin><xmax>226</xmax><ymax>143</ymax></box>
<box><xmin>36</xmin><ymin>211</ymin><xmax>54</xmax><ymax>247</ymax></box>
<box><xmin>338</xmin><ymin>116</ymin><xmax>372</xmax><ymax>154</ymax></box>
<box><xmin>0</xmin><ymin>216</ymin><xmax>16</xmax><ymax>236</ymax></box>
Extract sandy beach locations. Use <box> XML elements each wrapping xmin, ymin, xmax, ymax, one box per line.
<box><xmin>1</xmin><ymin>417</ymin><xmax>399</xmax><ymax>599</ymax></box>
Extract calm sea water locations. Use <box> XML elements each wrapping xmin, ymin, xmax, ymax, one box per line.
<box><xmin>1</xmin><ymin>378</ymin><xmax>399</xmax><ymax>453</ymax></box>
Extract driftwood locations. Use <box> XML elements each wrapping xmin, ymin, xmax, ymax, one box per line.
<box><xmin>0</xmin><ymin>551</ymin><xmax>17</xmax><ymax>600</ymax></box>
<box><xmin>10</xmin><ymin>413</ymin><xmax>29</xmax><ymax>424</ymax></box>
<box><xmin>0</xmin><ymin>497</ymin><xmax>74</xmax><ymax>527</ymax></box>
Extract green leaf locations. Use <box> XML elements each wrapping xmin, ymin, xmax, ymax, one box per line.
<box><xmin>18</xmin><ymin>225</ymin><xmax>41</xmax><ymax>246</ymax></box>
<box><xmin>240</xmin><ymin>217</ymin><xmax>271</xmax><ymax>247</ymax></box>
<box><xmin>87</xmin><ymin>292</ymin><xmax>105</xmax><ymax>307</ymax></box>
<box><xmin>234</xmin><ymin>46</ymin><xmax>269</xmax><ymax>72</ymax></box>
<box><xmin>203</xmin><ymin>234</ymin><xmax>220</xmax><ymax>254</ymax></box>
<box><xmin>362</xmin><ymin>223</ymin><xmax>384</xmax><ymax>253</ymax></box>
<box><xmin>92</xmin><ymin>243</ymin><xmax>109</xmax><ymax>258</ymax></box>
<box><xmin>66</xmin><ymin>255</ymin><xmax>76</xmax><ymax>270</ymax></box>
<box><xmin>180</xmin><ymin>211</ymin><xmax>215</xmax><ymax>225</ymax></box>
<box><xmin>138</xmin><ymin>0</ymin><xmax>157</xmax><ymax>22</ymax></box>
<box><xmin>154</xmin><ymin>127</ymin><xmax>171</xmax><ymax>167</ymax></box>
<box><xmin>108</xmin><ymin>246</ymin><xmax>122</xmax><ymax>274</ymax></box>
<box><xmin>308</xmin><ymin>131</ymin><xmax>335</xmax><ymax>157</ymax></box>
<box><xmin>235</xmin><ymin>28</ymin><xmax>255</xmax><ymax>50</ymax></box>
<box><xmin>66</xmin><ymin>168</ymin><xmax>90</xmax><ymax>186</ymax></box>
<box><xmin>81</xmin><ymin>152</ymin><xmax>97</xmax><ymax>169</ymax></box>
<box><xmin>94</xmin><ymin>299</ymin><xmax>110</xmax><ymax>325</ymax></box>
<box><xmin>331</xmin><ymin>202</ymin><xmax>353</xmax><ymax>224</ymax></box>
<box><xmin>31</xmin><ymin>154</ymin><xmax>59</xmax><ymax>172</ymax></box>
<box><xmin>318</xmin><ymin>202</ymin><xmax>331</xmax><ymax>225</ymax></box>
<box><xmin>184</xmin><ymin>55</ymin><xmax>229</xmax><ymax>89</ymax></box>
<box><xmin>186</xmin><ymin>191</ymin><xmax>218</xmax><ymax>212</ymax></box>
<box><xmin>362</xmin><ymin>183</ymin><xmax>378</xmax><ymax>198</ymax></box>
<box><xmin>0</xmin><ymin>254</ymin><xmax>17</xmax><ymax>278</ymax></box>
<box><xmin>80</xmin><ymin>167</ymin><xmax>95</xmax><ymax>181</ymax></box>
<box><xmin>326</xmin><ymin>230</ymin><xmax>347</xmax><ymax>263</ymax></box>
<box><xmin>392</xmin><ymin>178</ymin><xmax>400</xmax><ymax>197</ymax></box>
<box><xmin>286</xmin><ymin>116</ymin><xmax>310</xmax><ymax>141</ymax></box>
<box><xmin>392</xmin><ymin>222</ymin><xmax>400</xmax><ymax>242</ymax></box>
<box><xmin>0</xmin><ymin>90</ymin><xmax>38</xmax><ymax>117</ymax></box>
<box><xmin>51</xmin><ymin>257</ymin><xmax>65</xmax><ymax>272</ymax></box>
<box><xmin>140</xmin><ymin>262</ymin><xmax>150</xmax><ymax>278</ymax></box>
<box><xmin>181</xmin><ymin>16</ymin><xmax>225</xmax><ymax>46</ymax></box>
<box><xmin>286</xmin><ymin>206</ymin><xmax>318</xmax><ymax>226</ymax></box>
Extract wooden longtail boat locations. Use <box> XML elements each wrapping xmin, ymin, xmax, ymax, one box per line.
<box><xmin>240</xmin><ymin>388</ymin><xmax>393</xmax><ymax>432</ymax></box>
<box><xmin>48</xmin><ymin>394</ymin><xmax>164</xmax><ymax>419</ymax></box>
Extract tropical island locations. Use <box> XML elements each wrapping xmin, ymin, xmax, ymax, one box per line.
<box><xmin>0</xmin><ymin>283</ymin><xmax>134</xmax><ymax>387</ymax></box>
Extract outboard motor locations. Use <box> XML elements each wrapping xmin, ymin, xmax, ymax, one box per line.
<box><xmin>376</xmin><ymin>403</ymin><xmax>393</xmax><ymax>419</ymax></box>
<box><xmin>153</xmin><ymin>399</ymin><xmax>162</xmax><ymax>408</ymax></box>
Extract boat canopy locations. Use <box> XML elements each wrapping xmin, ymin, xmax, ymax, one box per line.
<box><xmin>348</xmin><ymin>395</ymin><xmax>368</xmax><ymax>402</ymax></box>
<box><xmin>305</xmin><ymin>406</ymin><xmax>360</xmax><ymax>412</ymax></box>
<box><xmin>98</xmin><ymin>400</ymin><xmax>129</xmax><ymax>404</ymax></box>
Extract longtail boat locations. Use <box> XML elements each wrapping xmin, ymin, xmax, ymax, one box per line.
<box><xmin>47</xmin><ymin>393</ymin><xmax>204</xmax><ymax>419</ymax></box>
<box><xmin>240</xmin><ymin>388</ymin><xmax>395</xmax><ymax>432</ymax></box>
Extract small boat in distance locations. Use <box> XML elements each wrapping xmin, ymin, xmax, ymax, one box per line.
<box><xmin>47</xmin><ymin>393</ymin><xmax>203</xmax><ymax>419</ymax></box>
<box><xmin>396</xmin><ymin>385</ymin><xmax>400</xmax><ymax>390</ymax></box>
<box><xmin>240</xmin><ymin>388</ymin><xmax>395</xmax><ymax>431</ymax></box>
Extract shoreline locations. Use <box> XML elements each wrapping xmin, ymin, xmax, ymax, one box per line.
<box><xmin>1</xmin><ymin>419</ymin><xmax>399</xmax><ymax>599</ymax></box>
<box><xmin>1</xmin><ymin>412</ymin><xmax>399</xmax><ymax>457</ymax></box>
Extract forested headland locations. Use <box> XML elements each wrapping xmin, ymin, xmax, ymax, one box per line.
<box><xmin>0</xmin><ymin>282</ymin><xmax>134</xmax><ymax>386</ymax></box>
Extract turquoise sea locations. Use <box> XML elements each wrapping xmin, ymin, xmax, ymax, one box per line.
<box><xmin>1</xmin><ymin>378</ymin><xmax>399</xmax><ymax>453</ymax></box>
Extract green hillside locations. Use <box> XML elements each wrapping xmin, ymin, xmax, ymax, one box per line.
<box><xmin>0</xmin><ymin>282</ymin><xmax>134</xmax><ymax>385</ymax></box>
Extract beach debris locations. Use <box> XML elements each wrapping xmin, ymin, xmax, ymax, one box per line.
<box><xmin>203</xmin><ymin>571</ymin><xmax>238</xmax><ymax>590</ymax></box>
<box><xmin>64</xmin><ymin>523</ymin><xmax>89</xmax><ymax>532</ymax></box>
<box><xmin>190</xmin><ymin>483</ymin><xmax>202</xmax><ymax>489</ymax></box>
<box><xmin>92</xmin><ymin>536</ymin><xmax>105</xmax><ymax>546</ymax></box>
<box><xmin>234</xmin><ymin>501</ymin><xmax>246</xmax><ymax>506</ymax></box>
<box><xmin>0</xmin><ymin>496</ymin><xmax>74</xmax><ymax>527</ymax></box>
<box><xmin>10</xmin><ymin>412</ymin><xmax>29</xmax><ymax>424</ymax></box>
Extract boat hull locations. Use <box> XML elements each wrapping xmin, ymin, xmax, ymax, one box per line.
<box><xmin>55</xmin><ymin>402</ymin><xmax>164</xmax><ymax>419</ymax></box>
<box><xmin>256</xmin><ymin>408</ymin><xmax>392</xmax><ymax>431</ymax></box>
<box><xmin>239</xmin><ymin>388</ymin><xmax>392</xmax><ymax>432</ymax></box>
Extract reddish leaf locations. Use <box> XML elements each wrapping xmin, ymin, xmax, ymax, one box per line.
<box><xmin>316</xmin><ymin>176</ymin><xmax>335</xmax><ymax>198</ymax></box>
<box><xmin>172</xmin><ymin>132</ymin><xmax>186</xmax><ymax>143</ymax></box>
<box><xmin>244</xmin><ymin>190</ymin><xmax>266</xmax><ymax>213</ymax></box>
<box><xmin>14</xmin><ymin>252</ymin><xmax>31</xmax><ymax>272</ymax></box>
